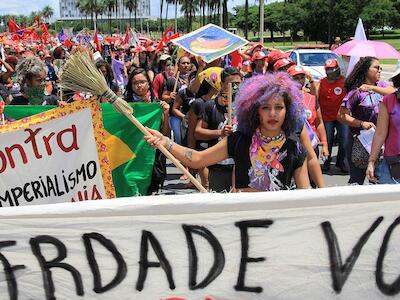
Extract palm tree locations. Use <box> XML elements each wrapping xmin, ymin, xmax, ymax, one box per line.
<box><xmin>180</xmin><ymin>0</ymin><xmax>198</xmax><ymax>32</ymax></box>
<box><xmin>76</xmin><ymin>0</ymin><xmax>90</xmax><ymax>28</ymax></box>
<box><xmin>105</xmin><ymin>0</ymin><xmax>115</xmax><ymax>33</ymax></box>
<box><xmin>92</xmin><ymin>0</ymin><xmax>106</xmax><ymax>32</ymax></box>
<box><xmin>124</xmin><ymin>0</ymin><xmax>137</xmax><ymax>28</ymax></box>
<box><xmin>42</xmin><ymin>6</ymin><xmax>54</xmax><ymax>24</ymax></box>
<box><xmin>244</xmin><ymin>0</ymin><xmax>249</xmax><ymax>39</ymax></box>
<box><xmin>160</xmin><ymin>0</ymin><xmax>164</xmax><ymax>32</ymax></box>
<box><xmin>174</xmin><ymin>0</ymin><xmax>180</xmax><ymax>32</ymax></box>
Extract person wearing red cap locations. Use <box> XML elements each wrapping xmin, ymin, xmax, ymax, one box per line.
<box><xmin>288</xmin><ymin>65</ymin><xmax>328</xmax><ymax>186</ymax></box>
<box><xmin>273</xmin><ymin>58</ymin><xmax>295</xmax><ymax>72</ymax></box>
<box><xmin>266</xmin><ymin>50</ymin><xmax>289</xmax><ymax>72</ymax></box>
<box><xmin>245</xmin><ymin>51</ymin><xmax>267</xmax><ymax>78</ymax></box>
<box><xmin>317</xmin><ymin>58</ymin><xmax>348</xmax><ymax>173</ymax></box>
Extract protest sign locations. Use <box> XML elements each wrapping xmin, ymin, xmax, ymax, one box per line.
<box><xmin>5</xmin><ymin>103</ymin><xmax>162</xmax><ymax>197</ymax></box>
<box><xmin>0</xmin><ymin>185</ymin><xmax>399</xmax><ymax>299</ymax></box>
<box><xmin>172</xmin><ymin>24</ymin><xmax>248</xmax><ymax>63</ymax></box>
<box><xmin>0</xmin><ymin>101</ymin><xmax>115</xmax><ymax>207</ymax></box>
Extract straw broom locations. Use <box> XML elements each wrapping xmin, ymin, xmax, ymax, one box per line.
<box><xmin>60</xmin><ymin>52</ymin><xmax>207</xmax><ymax>193</ymax></box>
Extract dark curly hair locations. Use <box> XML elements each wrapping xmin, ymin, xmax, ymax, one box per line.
<box><xmin>124</xmin><ymin>68</ymin><xmax>155</xmax><ymax>102</ymax></box>
<box><xmin>345</xmin><ymin>56</ymin><xmax>378</xmax><ymax>91</ymax></box>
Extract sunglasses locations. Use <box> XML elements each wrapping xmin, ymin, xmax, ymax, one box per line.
<box><xmin>371</xmin><ymin>65</ymin><xmax>382</xmax><ymax>71</ymax></box>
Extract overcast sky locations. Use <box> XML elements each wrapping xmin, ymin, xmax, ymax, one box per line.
<box><xmin>0</xmin><ymin>0</ymin><xmax>261</xmax><ymax>19</ymax></box>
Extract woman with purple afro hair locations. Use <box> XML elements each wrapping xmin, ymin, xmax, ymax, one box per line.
<box><xmin>144</xmin><ymin>72</ymin><xmax>310</xmax><ymax>192</ymax></box>
<box><xmin>235</xmin><ymin>72</ymin><xmax>304</xmax><ymax>137</ymax></box>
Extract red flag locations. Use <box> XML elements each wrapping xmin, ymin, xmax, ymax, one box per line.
<box><xmin>41</xmin><ymin>23</ymin><xmax>49</xmax><ymax>43</ymax></box>
<box><xmin>33</xmin><ymin>16</ymin><xmax>41</xmax><ymax>28</ymax></box>
<box><xmin>156</xmin><ymin>25</ymin><xmax>178</xmax><ymax>51</ymax></box>
<box><xmin>22</xmin><ymin>28</ymin><xmax>34</xmax><ymax>40</ymax></box>
<box><xmin>30</xmin><ymin>30</ymin><xmax>40</xmax><ymax>41</ymax></box>
<box><xmin>41</xmin><ymin>23</ymin><xmax>49</xmax><ymax>35</ymax></box>
<box><xmin>11</xmin><ymin>34</ymin><xmax>20</xmax><ymax>41</ymax></box>
<box><xmin>93</xmin><ymin>31</ymin><xmax>102</xmax><ymax>52</ymax></box>
<box><xmin>163</xmin><ymin>25</ymin><xmax>174</xmax><ymax>40</ymax></box>
<box><xmin>168</xmin><ymin>32</ymin><xmax>180</xmax><ymax>41</ymax></box>
<box><xmin>123</xmin><ymin>28</ymin><xmax>130</xmax><ymax>45</ymax></box>
<box><xmin>63</xmin><ymin>39</ymin><xmax>73</xmax><ymax>49</ymax></box>
<box><xmin>7</xmin><ymin>19</ymin><xmax>21</xmax><ymax>33</ymax></box>
<box><xmin>230</xmin><ymin>50</ymin><xmax>243</xmax><ymax>68</ymax></box>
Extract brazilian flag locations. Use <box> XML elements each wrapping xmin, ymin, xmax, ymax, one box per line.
<box><xmin>5</xmin><ymin>103</ymin><xmax>162</xmax><ymax>197</ymax></box>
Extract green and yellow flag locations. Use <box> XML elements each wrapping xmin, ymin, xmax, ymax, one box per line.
<box><xmin>5</xmin><ymin>103</ymin><xmax>162</xmax><ymax>197</ymax></box>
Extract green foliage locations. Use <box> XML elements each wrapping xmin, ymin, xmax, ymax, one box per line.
<box><xmin>361</xmin><ymin>0</ymin><xmax>400</xmax><ymax>34</ymax></box>
<box><xmin>232</xmin><ymin>0</ymin><xmax>400</xmax><ymax>44</ymax></box>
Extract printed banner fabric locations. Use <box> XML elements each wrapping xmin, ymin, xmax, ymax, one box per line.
<box><xmin>5</xmin><ymin>102</ymin><xmax>162</xmax><ymax>198</ymax></box>
<box><xmin>0</xmin><ymin>185</ymin><xmax>399</xmax><ymax>299</ymax></box>
<box><xmin>172</xmin><ymin>24</ymin><xmax>248</xmax><ymax>63</ymax></box>
<box><xmin>0</xmin><ymin>100</ymin><xmax>115</xmax><ymax>206</ymax></box>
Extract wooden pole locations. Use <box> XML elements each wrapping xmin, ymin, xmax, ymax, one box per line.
<box><xmin>227</xmin><ymin>82</ymin><xmax>232</xmax><ymax>126</ymax></box>
<box><xmin>172</xmin><ymin>70</ymin><xmax>180</xmax><ymax>93</ymax></box>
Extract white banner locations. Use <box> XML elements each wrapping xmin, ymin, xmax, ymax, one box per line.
<box><xmin>0</xmin><ymin>109</ymin><xmax>107</xmax><ymax>207</ymax></box>
<box><xmin>0</xmin><ymin>185</ymin><xmax>400</xmax><ymax>299</ymax></box>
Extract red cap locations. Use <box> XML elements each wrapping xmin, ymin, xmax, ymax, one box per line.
<box><xmin>251</xmin><ymin>51</ymin><xmax>266</xmax><ymax>62</ymax></box>
<box><xmin>273</xmin><ymin>58</ymin><xmax>294</xmax><ymax>71</ymax></box>
<box><xmin>267</xmin><ymin>50</ymin><xmax>289</xmax><ymax>65</ymax></box>
<box><xmin>146</xmin><ymin>45</ymin><xmax>156</xmax><ymax>52</ymax></box>
<box><xmin>135</xmin><ymin>46</ymin><xmax>146</xmax><ymax>52</ymax></box>
<box><xmin>287</xmin><ymin>65</ymin><xmax>306</xmax><ymax>77</ymax></box>
<box><xmin>325</xmin><ymin>58</ymin><xmax>338</xmax><ymax>68</ymax></box>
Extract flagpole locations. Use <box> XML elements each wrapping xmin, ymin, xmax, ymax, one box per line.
<box><xmin>227</xmin><ymin>83</ymin><xmax>232</xmax><ymax>126</ymax></box>
<box><xmin>219</xmin><ymin>0</ymin><xmax>223</xmax><ymax>27</ymax></box>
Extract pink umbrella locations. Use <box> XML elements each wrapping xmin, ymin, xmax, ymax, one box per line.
<box><xmin>333</xmin><ymin>40</ymin><xmax>400</xmax><ymax>59</ymax></box>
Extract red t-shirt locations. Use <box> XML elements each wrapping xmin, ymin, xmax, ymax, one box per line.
<box><xmin>318</xmin><ymin>76</ymin><xmax>346</xmax><ymax>122</ymax></box>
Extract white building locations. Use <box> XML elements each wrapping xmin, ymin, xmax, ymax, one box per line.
<box><xmin>59</xmin><ymin>0</ymin><xmax>151</xmax><ymax>20</ymax></box>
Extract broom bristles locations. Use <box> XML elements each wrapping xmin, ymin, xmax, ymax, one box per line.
<box><xmin>60</xmin><ymin>52</ymin><xmax>108</xmax><ymax>95</ymax></box>
<box><xmin>60</xmin><ymin>51</ymin><xmax>133</xmax><ymax>114</ymax></box>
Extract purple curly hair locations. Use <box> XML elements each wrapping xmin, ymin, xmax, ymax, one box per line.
<box><xmin>235</xmin><ymin>72</ymin><xmax>305</xmax><ymax>136</ymax></box>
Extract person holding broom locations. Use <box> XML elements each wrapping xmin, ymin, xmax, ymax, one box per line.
<box><xmin>125</xmin><ymin>67</ymin><xmax>171</xmax><ymax>195</ymax></box>
<box><xmin>145</xmin><ymin>72</ymin><xmax>310</xmax><ymax>192</ymax></box>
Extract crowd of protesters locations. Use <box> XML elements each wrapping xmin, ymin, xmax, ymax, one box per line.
<box><xmin>1</xmin><ymin>36</ymin><xmax>399</xmax><ymax>194</ymax></box>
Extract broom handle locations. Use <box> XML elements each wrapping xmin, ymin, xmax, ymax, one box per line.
<box><xmin>227</xmin><ymin>83</ymin><xmax>232</xmax><ymax>126</ymax></box>
<box><xmin>122</xmin><ymin>111</ymin><xmax>208</xmax><ymax>193</ymax></box>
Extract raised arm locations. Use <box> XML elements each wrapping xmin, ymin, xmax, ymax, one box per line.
<box><xmin>144</xmin><ymin>128</ymin><xmax>229</xmax><ymax>169</ymax></box>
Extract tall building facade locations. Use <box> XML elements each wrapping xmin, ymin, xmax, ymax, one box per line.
<box><xmin>59</xmin><ymin>0</ymin><xmax>151</xmax><ymax>20</ymax></box>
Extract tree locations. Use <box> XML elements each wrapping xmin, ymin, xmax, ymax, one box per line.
<box><xmin>278</xmin><ymin>1</ymin><xmax>306</xmax><ymax>41</ymax></box>
<box><xmin>181</xmin><ymin>0</ymin><xmax>199</xmax><ymax>32</ymax></box>
<box><xmin>104</xmin><ymin>0</ymin><xmax>115</xmax><ymax>33</ymax></box>
<box><xmin>264</xmin><ymin>2</ymin><xmax>283</xmax><ymax>41</ymax></box>
<box><xmin>42</xmin><ymin>6</ymin><xmax>54</xmax><ymax>23</ymax></box>
<box><xmin>76</xmin><ymin>0</ymin><xmax>92</xmax><ymax>29</ymax></box>
<box><xmin>361</xmin><ymin>0</ymin><xmax>399</xmax><ymax>36</ymax></box>
<box><xmin>124</xmin><ymin>0</ymin><xmax>138</xmax><ymax>28</ymax></box>
<box><xmin>233</xmin><ymin>5</ymin><xmax>260</xmax><ymax>37</ymax></box>
<box><xmin>160</xmin><ymin>0</ymin><xmax>164</xmax><ymax>31</ymax></box>
<box><xmin>244</xmin><ymin>0</ymin><xmax>249</xmax><ymax>39</ymax></box>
